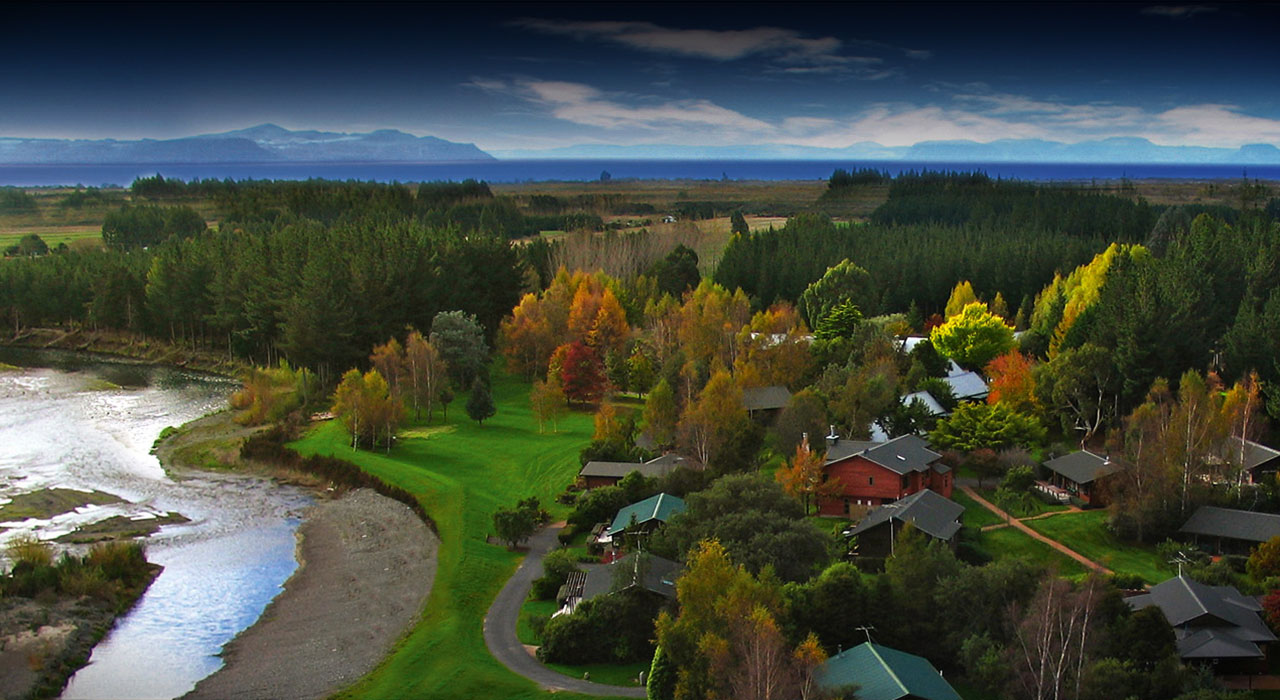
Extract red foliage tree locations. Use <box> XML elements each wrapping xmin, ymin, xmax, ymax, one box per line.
<box><xmin>559</xmin><ymin>340</ymin><xmax>609</xmax><ymax>404</ymax></box>
<box><xmin>1263</xmin><ymin>589</ymin><xmax>1280</xmax><ymax>633</ymax></box>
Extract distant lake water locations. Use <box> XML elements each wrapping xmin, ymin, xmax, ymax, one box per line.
<box><xmin>1</xmin><ymin>160</ymin><xmax>1278</xmax><ymax>187</ymax></box>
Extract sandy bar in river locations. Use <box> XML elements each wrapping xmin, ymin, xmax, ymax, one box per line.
<box><xmin>184</xmin><ymin>488</ymin><xmax>438</xmax><ymax>700</ymax></box>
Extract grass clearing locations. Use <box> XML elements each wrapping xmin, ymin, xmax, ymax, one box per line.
<box><xmin>291</xmin><ymin>372</ymin><xmax>605</xmax><ymax>700</ymax></box>
<box><xmin>973</xmin><ymin>526</ymin><xmax>1090</xmax><ymax>579</ymax></box>
<box><xmin>1024</xmin><ymin>510</ymin><xmax>1167</xmax><ymax>583</ymax></box>
<box><xmin>544</xmin><ymin>660</ymin><xmax>649</xmax><ymax>689</ymax></box>
<box><xmin>953</xmin><ymin>490</ymin><xmax>1004</xmax><ymax>529</ymax></box>
<box><xmin>517</xmin><ymin>598</ymin><xmax>558</xmax><ymax>645</ymax></box>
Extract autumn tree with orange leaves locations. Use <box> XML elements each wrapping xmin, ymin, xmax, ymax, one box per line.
<box><xmin>986</xmin><ymin>350</ymin><xmax>1038</xmax><ymax>415</ymax></box>
<box><xmin>776</xmin><ymin>434</ymin><xmax>840</xmax><ymax>515</ymax></box>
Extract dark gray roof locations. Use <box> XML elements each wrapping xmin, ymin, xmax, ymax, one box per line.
<box><xmin>1128</xmin><ymin>575</ymin><xmax>1275</xmax><ymax>660</ymax></box>
<box><xmin>844</xmin><ymin>489</ymin><xmax>963</xmax><ymax>541</ymax></box>
<box><xmin>860</xmin><ymin>435</ymin><xmax>942</xmax><ymax>475</ymax></box>
<box><xmin>1042</xmin><ymin>450</ymin><xmax>1124</xmax><ymax>485</ymax></box>
<box><xmin>1180</xmin><ymin>506</ymin><xmax>1280</xmax><ymax>543</ymax></box>
<box><xmin>1231</xmin><ymin>436</ymin><xmax>1280</xmax><ymax>472</ymax></box>
<box><xmin>581</xmin><ymin>553</ymin><xmax>683</xmax><ymax>603</ymax></box>
<box><xmin>579</xmin><ymin>458</ymin><xmax>676</xmax><ymax>480</ymax></box>
<box><xmin>825</xmin><ymin>434</ymin><xmax>940</xmax><ymax>474</ymax></box>
<box><xmin>742</xmin><ymin>385</ymin><xmax>792</xmax><ymax>412</ymax></box>
<box><xmin>824</xmin><ymin>439</ymin><xmax>885</xmax><ymax>464</ymax></box>
<box><xmin>1178</xmin><ymin>629</ymin><xmax>1268</xmax><ymax>659</ymax></box>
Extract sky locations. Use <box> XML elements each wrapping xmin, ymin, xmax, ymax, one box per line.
<box><xmin>4</xmin><ymin>2</ymin><xmax>1279</xmax><ymax>153</ymax></box>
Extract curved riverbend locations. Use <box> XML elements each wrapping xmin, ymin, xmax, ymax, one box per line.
<box><xmin>0</xmin><ymin>349</ymin><xmax>312</xmax><ymax>699</ymax></box>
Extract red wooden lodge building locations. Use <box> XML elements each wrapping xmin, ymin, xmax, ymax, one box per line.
<box><xmin>818</xmin><ymin>432</ymin><xmax>953</xmax><ymax>517</ymax></box>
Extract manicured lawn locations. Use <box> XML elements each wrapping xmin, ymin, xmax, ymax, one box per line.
<box><xmin>974</xmin><ymin>526</ymin><xmax>1090</xmax><ymax>579</ymax></box>
<box><xmin>953</xmin><ymin>489</ymin><xmax>1004</xmax><ymax>529</ymax></box>
<box><xmin>976</xmin><ymin>487</ymin><xmax>1069</xmax><ymax>517</ymax></box>
<box><xmin>545</xmin><ymin>660</ymin><xmax>650</xmax><ymax>689</ymax></box>
<box><xmin>292</xmin><ymin>372</ymin><xmax>606</xmax><ymax>700</ymax></box>
<box><xmin>517</xmin><ymin>598</ymin><xmax>558</xmax><ymax>645</ymax></box>
<box><xmin>1024</xmin><ymin>510</ymin><xmax>1167</xmax><ymax>584</ymax></box>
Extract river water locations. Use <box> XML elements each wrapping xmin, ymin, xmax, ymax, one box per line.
<box><xmin>0</xmin><ymin>348</ymin><xmax>311</xmax><ymax>699</ymax></box>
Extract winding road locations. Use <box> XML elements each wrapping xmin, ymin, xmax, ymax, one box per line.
<box><xmin>483</xmin><ymin>524</ymin><xmax>647</xmax><ymax>698</ymax></box>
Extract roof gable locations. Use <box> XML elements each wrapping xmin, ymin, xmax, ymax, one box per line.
<box><xmin>1231</xmin><ymin>436</ymin><xmax>1280</xmax><ymax>471</ymax></box>
<box><xmin>580</xmin><ymin>553</ymin><xmax>683</xmax><ymax>603</ymax></box>
<box><xmin>1130</xmin><ymin>575</ymin><xmax>1277</xmax><ymax>650</ymax></box>
<box><xmin>845</xmin><ymin>489</ymin><xmax>963</xmax><ymax>541</ymax></box>
<box><xmin>861</xmin><ymin>435</ymin><xmax>942</xmax><ymax>474</ymax></box>
<box><xmin>902</xmin><ymin>391</ymin><xmax>946</xmax><ymax>417</ymax></box>
<box><xmin>816</xmin><ymin>643</ymin><xmax>961</xmax><ymax>700</ymax></box>
<box><xmin>1180</xmin><ymin>506</ymin><xmax>1280</xmax><ymax>543</ymax></box>
<box><xmin>607</xmin><ymin>493</ymin><xmax>686</xmax><ymax>536</ymax></box>
<box><xmin>742</xmin><ymin>385</ymin><xmax>792</xmax><ymax>412</ymax></box>
<box><xmin>941</xmin><ymin>370</ymin><xmax>989</xmax><ymax>400</ymax></box>
<box><xmin>1043</xmin><ymin>450</ymin><xmax>1124</xmax><ymax>485</ymax></box>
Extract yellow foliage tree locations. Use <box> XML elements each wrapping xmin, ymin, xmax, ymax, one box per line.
<box><xmin>944</xmin><ymin>280</ymin><xmax>979</xmax><ymax>318</ymax></box>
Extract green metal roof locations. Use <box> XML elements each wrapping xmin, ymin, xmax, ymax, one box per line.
<box><xmin>815</xmin><ymin>643</ymin><xmax>961</xmax><ymax>700</ymax></box>
<box><xmin>606</xmin><ymin>493</ymin><xmax>686</xmax><ymax>536</ymax></box>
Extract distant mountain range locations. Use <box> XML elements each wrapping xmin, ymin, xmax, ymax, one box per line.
<box><xmin>493</xmin><ymin>138</ymin><xmax>1280</xmax><ymax>164</ymax></box>
<box><xmin>3</xmin><ymin>125</ymin><xmax>1276</xmax><ymax>166</ymax></box>
<box><xmin>0</xmin><ymin>124</ymin><xmax>494</xmax><ymax>164</ymax></box>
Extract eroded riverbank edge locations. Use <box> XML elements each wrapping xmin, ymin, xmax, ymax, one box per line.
<box><xmin>157</xmin><ymin>407</ymin><xmax>440</xmax><ymax>699</ymax></box>
<box><xmin>182</xmin><ymin>489</ymin><xmax>438</xmax><ymax>700</ymax></box>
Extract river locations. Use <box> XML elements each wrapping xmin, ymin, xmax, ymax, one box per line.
<box><xmin>0</xmin><ymin>348</ymin><xmax>311</xmax><ymax>699</ymax></box>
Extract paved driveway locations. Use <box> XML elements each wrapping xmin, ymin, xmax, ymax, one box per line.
<box><xmin>483</xmin><ymin>525</ymin><xmax>647</xmax><ymax>698</ymax></box>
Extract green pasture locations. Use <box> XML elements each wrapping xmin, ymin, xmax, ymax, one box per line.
<box><xmin>292</xmin><ymin>373</ymin><xmax>608</xmax><ymax>700</ymax></box>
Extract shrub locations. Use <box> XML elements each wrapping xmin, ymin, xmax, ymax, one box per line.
<box><xmin>1000</xmin><ymin>465</ymin><xmax>1036</xmax><ymax>492</ymax></box>
<box><xmin>7</xmin><ymin>534</ymin><xmax>53</xmax><ymax>568</ymax></box>
<box><xmin>58</xmin><ymin>565</ymin><xmax>119</xmax><ymax>602</ymax></box>
<box><xmin>86</xmin><ymin>541</ymin><xmax>149</xmax><ymax>587</ymax></box>
<box><xmin>537</xmin><ymin>590</ymin><xmax>662</xmax><ymax>664</ymax></box>
<box><xmin>532</xmin><ymin>549</ymin><xmax>581</xmax><ymax>600</ymax></box>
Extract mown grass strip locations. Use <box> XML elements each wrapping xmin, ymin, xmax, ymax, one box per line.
<box><xmin>291</xmin><ymin>373</ymin><xmax>605</xmax><ymax>700</ymax></box>
<box><xmin>1023</xmin><ymin>509</ymin><xmax>1167</xmax><ymax>584</ymax></box>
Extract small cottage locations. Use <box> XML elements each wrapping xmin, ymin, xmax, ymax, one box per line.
<box><xmin>843</xmin><ymin>489</ymin><xmax>964</xmax><ymax>558</ymax></box>
<box><xmin>1041</xmin><ymin>450</ymin><xmax>1124</xmax><ymax>505</ymax></box>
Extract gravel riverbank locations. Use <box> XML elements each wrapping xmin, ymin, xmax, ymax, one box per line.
<box><xmin>183</xmin><ymin>488</ymin><xmax>438</xmax><ymax>700</ymax></box>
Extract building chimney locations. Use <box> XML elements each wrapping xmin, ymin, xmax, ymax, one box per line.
<box><xmin>826</xmin><ymin>425</ymin><xmax>839</xmax><ymax>446</ymax></box>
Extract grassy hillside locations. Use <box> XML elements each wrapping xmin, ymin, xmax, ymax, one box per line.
<box><xmin>291</xmin><ymin>372</ymin><xmax>604</xmax><ymax>700</ymax></box>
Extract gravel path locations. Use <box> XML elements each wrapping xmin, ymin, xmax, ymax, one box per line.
<box><xmin>184</xmin><ymin>489</ymin><xmax>438</xmax><ymax>700</ymax></box>
<box><xmin>483</xmin><ymin>525</ymin><xmax>647</xmax><ymax>698</ymax></box>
